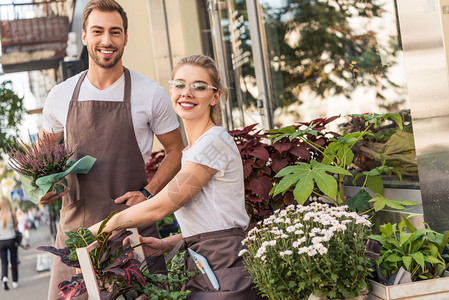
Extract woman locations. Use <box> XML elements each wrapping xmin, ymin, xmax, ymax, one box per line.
<box><xmin>91</xmin><ymin>55</ymin><xmax>262</xmax><ymax>299</ymax></box>
<box><xmin>0</xmin><ymin>197</ymin><xmax>19</xmax><ymax>290</ymax></box>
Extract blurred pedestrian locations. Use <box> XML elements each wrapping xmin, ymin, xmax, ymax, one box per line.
<box><xmin>16</xmin><ymin>209</ymin><xmax>30</xmax><ymax>249</ymax></box>
<box><xmin>0</xmin><ymin>197</ymin><xmax>19</xmax><ymax>290</ymax></box>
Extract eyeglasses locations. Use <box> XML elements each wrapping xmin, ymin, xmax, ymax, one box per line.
<box><xmin>168</xmin><ymin>80</ymin><xmax>218</xmax><ymax>98</ymax></box>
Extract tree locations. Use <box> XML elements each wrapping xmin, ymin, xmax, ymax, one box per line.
<box><xmin>0</xmin><ymin>77</ymin><xmax>25</xmax><ymax>156</ymax></box>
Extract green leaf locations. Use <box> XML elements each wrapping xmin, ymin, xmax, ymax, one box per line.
<box><xmin>370</xmin><ymin>196</ymin><xmax>386</xmax><ymax>212</ymax></box>
<box><xmin>346</xmin><ymin>189</ymin><xmax>371</xmax><ymax>212</ymax></box>
<box><xmin>98</xmin><ymin>211</ymin><xmax>118</xmax><ymax>235</ymax></box>
<box><xmin>313</xmin><ymin>172</ymin><xmax>338</xmax><ymax>200</ymax></box>
<box><xmin>366</xmin><ymin>175</ymin><xmax>383</xmax><ymax>195</ymax></box>
<box><xmin>410</xmin><ymin>252</ymin><xmax>425</xmax><ymax>270</ymax></box>
<box><xmin>293</xmin><ymin>174</ymin><xmax>314</xmax><ymax>205</ymax></box>
<box><xmin>400</xmin><ymin>214</ymin><xmax>417</xmax><ymax>233</ymax></box>
<box><xmin>352</xmin><ymin>173</ymin><xmax>364</xmax><ymax>186</ymax></box>
<box><xmin>438</xmin><ymin>231</ymin><xmax>449</xmax><ymax>254</ymax></box>
<box><xmin>385</xmin><ymin>253</ymin><xmax>402</xmax><ymax>262</ymax></box>
<box><xmin>399</xmin><ymin>232</ymin><xmax>412</xmax><ymax>246</ymax></box>
<box><xmin>425</xmin><ymin>256</ymin><xmax>444</xmax><ymax>265</ymax></box>
<box><xmin>384</xmin><ymin>113</ymin><xmax>403</xmax><ymax>131</ymax></box>
<box><xmin>402</xmin><ymin>256</ymin><xmax>412</xmax><ymax>270</ymax></box>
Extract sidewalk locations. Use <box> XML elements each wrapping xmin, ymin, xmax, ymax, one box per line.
<box><xmin>0</xmin><ymin>225</ymin><xmax>53</xmax><ymax>300</ymax></box>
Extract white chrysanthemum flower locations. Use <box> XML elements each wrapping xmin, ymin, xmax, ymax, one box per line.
<box><xmin>298</xmin><ymin>247</ymin><xmax>308</xmax><ymax>254</ymax></box>
<box><xmin>280</xmin><ymin>250</ymin><xmax>293</xmax><ymax>257</ymax></box>
<box><xmin>295</xmin><ymin>230</ymin><xmax>304</xmax><ymax>235</ymax></box>
<box><xmin>280</xmin><ymin>234</ymin><xmax>289</xmax><ymax>239</ymax></box>
<box><xmin>238</xmin><ymin>249</ymin><xmax>248</xmax><ymax>257</ymax></box>
<box><xmin>307</xmin><ymin>247</ymin><xmax>318</xmax><ymax>256</ymax></box>
<box><xmin>311</xmin><ymin>228</ymin><xmax>321</xmax><ymax>234</ymax></box>
<box><xmin>286</xmin><ymin>226</ymin><xmax>296</xmax><ymax>233</ymax></box>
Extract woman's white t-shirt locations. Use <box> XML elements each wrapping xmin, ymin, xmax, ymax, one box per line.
<box><xmin>174</xmin><ymin>126</ymin><xmax>249</xmax><ymax>237</ymax></box>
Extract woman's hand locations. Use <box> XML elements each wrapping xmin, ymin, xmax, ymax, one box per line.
<box><xmin>123</xmin><ymin>234</ymin><xmax>181</xmax><ymax>257</ymax></box>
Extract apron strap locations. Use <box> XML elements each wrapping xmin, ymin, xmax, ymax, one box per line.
<box><xmin>165</xmin><ymin>238</ymin><xmax>187</xmax><ymax>262</ymax></box>
<box><xmin>123</xmin><ymin>68</ymin><xmax>131</xmax><ymax>105</ymax></box>
<box><xmin>70</xmin><ymin>71</ymin><xmax>88</xmax><ymax>103</ymax></box>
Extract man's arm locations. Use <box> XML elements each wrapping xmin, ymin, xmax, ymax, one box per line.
<box><xmin>38</xmin><ymin>128</ymin><xmax>67</xmax><ymax>205</ymax></box>
<box><xmin>115</xmin><ymin>128</ymin><xmax>184</xmax><ymax>206</ymax></box>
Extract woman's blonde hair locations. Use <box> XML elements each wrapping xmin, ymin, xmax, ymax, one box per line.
<box><xmin>0</xmin><ymin>197</ymin><xmax>13</xmax><ymax>229</ymax></box>
<box><xmin>172</xmin><ymin>55</ymin><xmax>228</xmax><ymax>125</ymax></box>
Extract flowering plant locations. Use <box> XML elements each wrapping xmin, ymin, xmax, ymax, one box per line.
<box><xmin>7</xmin><ymin>134</ymin><xmax>96</xmax><ymax>203</ymax></box>
<box><xmin>240</xmin><ymin>202</ymin><xmax>372</xmax><ymax>299</ymax></box>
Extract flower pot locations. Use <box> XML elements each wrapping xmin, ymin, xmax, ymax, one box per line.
<box><xmin>368</xmin><ymin>272</ymin><xmax>449</xmax><ymax>300</ymax></box>
<box><xmin>308</xmin><ymin>288</ymin><xmax>369</xmax><ymax>300</ymax></box>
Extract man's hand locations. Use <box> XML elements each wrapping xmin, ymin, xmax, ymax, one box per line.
<box><xmin>114</xmin><ymin>191</ymin><xmax>146</xmax><ymax>206</ymax></box>
<box><xmin>123</xmin><ymin>235</ymin><xmax>172</xmax><ymax>257</ymax></box>
<box><xmin>39</xmin><ymin>190</ymin><xmax>68</xmax><ymax>205</ymax></box>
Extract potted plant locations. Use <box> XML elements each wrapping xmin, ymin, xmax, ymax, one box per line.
<box><xmin>269</xmin><ymin>113</ymin><xmax>418</xmax><ymax>217</ymax></box>
<box><xmin>240</xmin><ymin>202</ymin><xmax>372</xmax><ymax>299</ymax></box>
<box><xmin>367</xmin><ymin>216</ymin><xmax>449</xmax><ymax>300</ymax></box>
<box><xmin>38</xmin><ymin>212</ymin><xmax>191</xmax><ymax>300</ymax></box>
<box><xmin>7</xmin><ymin>134</ymin><xmax>96</xmax><ymax>203</ymax></box>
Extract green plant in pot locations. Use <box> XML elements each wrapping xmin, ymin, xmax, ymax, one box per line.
<box><xmin>369</xmin><ymin>215</ymin><xmax>449</xmax><ymax>283</ymax></box>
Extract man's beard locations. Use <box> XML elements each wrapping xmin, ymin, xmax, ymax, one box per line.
<box><xmin>88</xmin><ymin>46</ymin><xmax>124</xmax><ymax>69</ymax></box>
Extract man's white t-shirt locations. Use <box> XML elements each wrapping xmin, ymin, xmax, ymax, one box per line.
<box><xmin>174</xmin><ymin>126</ymin><xmax>249</xmax><ymax>237</ymax></box>
<box><xmin>42</xmin><ymin>70</ymin><xmax>179</xmax><ymax>163</ymax></box>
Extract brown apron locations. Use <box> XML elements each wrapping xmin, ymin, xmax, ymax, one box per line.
<box><xmin>171</xmin><ymin>227</ymin><xmax>264</xmax><ymax>300</ymax></box>
<box><xmin>48</xmin><ymin>68</ymin><xmax>165</xmax><ymax>300</ymax></box>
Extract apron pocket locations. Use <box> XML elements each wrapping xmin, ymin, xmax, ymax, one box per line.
<box><xmin>186</xmin><ymin>265</ymin><xmax>253</xmax><ymax>293</ymax></box>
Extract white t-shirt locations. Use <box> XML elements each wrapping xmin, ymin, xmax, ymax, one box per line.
<box><xmin>174</xmin><ymin>126</ymin><xmax>249</xmax><ymax>237</ymax></box>
<box><xmin>42</xmin><ymin>70</ymin><xmax>179</xmax><ymax>163</ymax></box>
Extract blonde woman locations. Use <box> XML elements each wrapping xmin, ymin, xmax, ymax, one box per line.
<box><xmin>91</xmin><ymin>55</ymin><xmax>262</xmax><ymax>299</ymax></box>
<box><xmin>0</xmin><ymin>197</ymin><xmax>19</xmax><ymax>290</ymax></box>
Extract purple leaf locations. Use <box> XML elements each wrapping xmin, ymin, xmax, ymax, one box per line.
<box><xmin>249</xmin><ymin>176</ymin><xmax>273</xmax><ymax>200</ymax></box>
<box><xmin>243</xmin><ymin>161</ymin><xmax>253</xmax><ymax>179</ymax></box>
<box><xmin>272</xmin><ymin>142</ymin><xmax>292</xmax><ymax>153</ymax></box>
<box><xmin>271</xmin><ymin>158</ymin><xmax>289</xmax><ymax>173</ymax></box>
<box><xmin>289</xmin><ymin>147</ymin><xmax>311</xmax><ymax>160</ymax></box>
<box><xmin>249</xmin><ymin>146</ymin><xmax>269</xmax><ymax>161</ymax></box>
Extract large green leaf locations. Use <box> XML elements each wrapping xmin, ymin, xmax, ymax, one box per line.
<box><xmin>293</xmin><ymin>174</ymin><xmax>314</xmax><ymax>205</ymax></box>
<box><xmin>274</xmin><ymin>160</ymin><xmax>350</xmax><ymax>204</ymax></box>
<box><xmin>366</xmin><ymin>175</ymin><xmax>383</xmax><ymax>195</ymax></box>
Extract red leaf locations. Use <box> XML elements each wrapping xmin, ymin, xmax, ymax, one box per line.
<box><xmin>247</xmin><ymin>195</ymin><xmax>263</xmax><ymax>203</ymax></box>
<box><xmin>249</xmin><ymin>146</ymin><xmax>269</xmax><ymax>161</ymax></box>
<box><xmin>272</xmin><ymin>142</ymin><xmax>291</xmax><ymax>153</ymax></box>
<box><xmin>289</xmin><ymin>147</ymin><xmax>311</xmax><ymax>160</ymax></box>
<box><xmin>271</xmin><ymin>158</ymin><xmax>289</xmax><ymax>173</ymax></box>
<box><xmin>249</xmin><ymin>176</ymin><xmax>273</xmax><ymax>200</ymax></box>
<box><xmin>243</xmin><ymin>161</ymin><xmax>253</xmax><ymax>179</ymax></box>
<box><xmin>262</xmin><ymin>166</ymin><xmax>272</xmax><ymax>175</ymax></box>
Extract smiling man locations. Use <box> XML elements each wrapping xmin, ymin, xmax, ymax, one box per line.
<box><xmin>39</xmin><ymin>1</ymin><xmax>184</xmax><ymax>299</ymax></box>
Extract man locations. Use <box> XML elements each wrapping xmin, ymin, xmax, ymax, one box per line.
<box><xmin>39</xmin><ymin>0</ymin><xmax>184</xmax><ymax>298</ymax></box>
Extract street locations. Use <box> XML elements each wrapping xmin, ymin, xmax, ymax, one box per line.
<box><xmin>0</xmin><ymin>225</ymin><xmax>53</xmax><ymax>300</ymax></box>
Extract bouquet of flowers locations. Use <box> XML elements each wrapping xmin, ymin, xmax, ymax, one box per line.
<box><xmin>8</xmin><ymin>134</ymin><xmax>96</xmax><ymax>203</ymax></box>
<box><xmin>240</xmin><ymin>202</ymin><xmax>372</xmax><ymax>300</ymax></box>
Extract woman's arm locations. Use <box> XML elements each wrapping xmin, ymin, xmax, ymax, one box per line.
<box><xmin>90</xmin><ymin>161</ymin><xmax>217</xmax><ymax>234</ymax></box>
